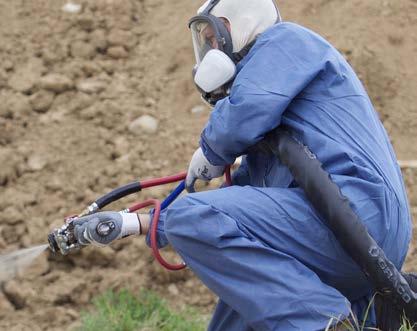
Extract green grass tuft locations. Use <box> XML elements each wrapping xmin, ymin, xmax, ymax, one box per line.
<box><xmin>78</xmin><ymin>289</ymin><xmax>416</xmax><ymax>331</ymax></box>
<box><xmin>77</xmin><ymin>289</ymin><xmax>206</xmax><ymax>331</ymax></box>
<box><xmin>398</xmin><ymin>316</ymin><xmax>416</xmax><ymax>331</ymax></box>
<box><xmin>325</xmin><ymin>294</ymin><xmax>416</xmax><ymax>331</ymax></box>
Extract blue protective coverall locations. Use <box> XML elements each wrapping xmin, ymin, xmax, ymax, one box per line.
<box><xmin>148</xmin><ymin>22</ymin><xmax>412</xmax><ymax>330</ymax></box>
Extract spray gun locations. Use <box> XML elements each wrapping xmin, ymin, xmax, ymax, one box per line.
<box><xmin>48</xmin><ymin>216</ymin><xmax>80</xmax><ymax>255</ymax></box>
<box><xmin>47</xmin><ymin>170</ymin><xmax>232</xmax><ymax>270</ymax></box>
<box><xmin>46</xmin><ymin>173</ymin><xmax>189</xmax><ymax>259</ymax></box>
<box><xmin>47</xmin><ymin>202</ymin><xmax>106</xmax><ymax>255</ymax></box>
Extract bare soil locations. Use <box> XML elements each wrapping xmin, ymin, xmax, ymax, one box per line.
<box><xmin>0</xmin><ymin>0</ymin><xmax>416</xmax><ymax>330</ymax></box>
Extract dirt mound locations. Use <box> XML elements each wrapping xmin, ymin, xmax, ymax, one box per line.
<box><xmin>0</xmin><ymin>0</ymin><xmax>416</xmax><ymax>330</ymax></box>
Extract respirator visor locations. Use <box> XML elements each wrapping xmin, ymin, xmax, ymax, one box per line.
<box><xmin>189</xmin><ymin>16</ymin><xmax>233</xmax><ymax>64</ymax></box>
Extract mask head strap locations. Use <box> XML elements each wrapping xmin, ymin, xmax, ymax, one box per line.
<box><xmin>232</xmin><ymin>39</ymin><xmax>257</xmax><ymax>63</ymax></box>
<box><xmin>202</xmin><ymin>0</ymin><xmax>221</xmax><ymax>13</ymax></box>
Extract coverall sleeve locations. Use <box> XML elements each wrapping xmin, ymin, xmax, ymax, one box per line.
<box><xmin>145</xmin><ymin>209</ymin><xmax>169</xmax><ymax>249</ymax></box>
<box><xmin>231</xmin><ymin>156</ymin><xmax>250</xmax><ymax>186</ymax></box>
<box><xmin>200</xmin><ymin>24</ymin><xmax>325</xmax><ymax>165</ymax></box>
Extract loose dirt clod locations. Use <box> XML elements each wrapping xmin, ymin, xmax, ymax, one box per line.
<box><xmin>76</xmin><ymin>78</ymin><xmax>107</xmax><ymax>94</ymax></box>
<box><xmin>29</xmin><ymin>90</ymin><xmax>55</xmax><ymax>113</ymax></box>
<box><xmin>39</xmin><ymin>74</ymin><xmax>74</xmax><ymax>93</ymax></box>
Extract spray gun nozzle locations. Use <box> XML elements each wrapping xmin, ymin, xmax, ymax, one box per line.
<box><xmin>47</xmin><ymin>217</ymin><xmax>81</xmax><ymax>255</ymax></box>
<box><xmin>47</xmin><ymin>232</ymin><xmax>59</xmax><ymax>253</ymax></box>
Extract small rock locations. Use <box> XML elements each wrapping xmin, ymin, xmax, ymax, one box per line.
<box><xmin>107</xmin><ymin>46</ymin><xmax>128</xmax><ymax>59</ymax></box>
<box><xmin>81</xmin><ymin>62</ymin><xmax>101</xmax><ymax>76</ymax></box>
<box><xmin>191</xmin><ymin>104</ymin><xmax>206</xmax><ymax>114</ymax></box>
<box><xmin>128</xmin><ymin>115</ymin><xmax>159</xmax><ymax>134</ymax></box>
<box><xmin>62</xmin><ymin>2</ymin><xmax>82</xmax><ymax>14</ymax></box>
<box><xmin>90</xmin><ymin>29</ymin><xmax>108</xmax><ymax>51</ymax></box>
<box><xmin>0</xmin><ymin>206</ymin><xmax>23</xmax><ymax>225</ymax></box>
<box><xmin>29</xmin><ymin>90</ymin><xmax>54</xmax><ymax>113</ymax></box>
<box><xmin>79</xmin><ymin>104</ymin><xmax>101</xmax><ymax>119</ymax></box>
<box><xmin>3</xmin><ymin>280</ymin><xmax>27</xmax><ymax>309</ymax></box>
<box><xmin>107</xmin><ymin>29</ymin><xmax>133</xmax><ymax>49</ymax></box>
<box><xmin>167</xmin><ymin>283</ymin><xmax>180</xmax><ymax>296</ymax></box>
<box><xmin>52</xmin><ymin>91</ymin><xmax>94</xmax><ymax>112</ymax></box>
<box><xmin>76</xmin><ymin>78</ymin><xmax>106</xmax><ymax>94</ymax></box>
<box><xmin>3</xmin><ymin>60</ymin><xmax>14</xmax><ymax>71</ymax></box>
<box><xmin>70</xmin><ymin>40</ymin><xmax>96</xmax><ymax>59</ymax></box>
<box><xmin>38</xmin><ymin>110</ymin><xmax>65</xmax><ymax>125</ymax></box>
<box><xmin>74</xmin><ymin>92</ymin><xmax>95</xmax><ymax>111</ymax></box>
<box><xmin>98</xmin><ymin>60</ymin><xmax>116</xmax><ymax>74</ymax></box>
<box><xmin>145</xmin><ymin>97</ymin><xmax>156</xmax><ymax>108</ymax></box>
<box><xmin>41</xmin><ymin>46</ymin><xmax>66</xmax><ymax>65</ymax></box>
<box><xmin>37</xmin><ymin>113</ymin><xmax>60</xmax><ymax>127</ymax></box>
<box><xmin>39</xmin><ymin>74</ymin><xmax>74</xmax><ymax>93</ymax></box>
<box><xmin>77</xmin><ymin>16</ymin><xmax>95</xmax><ymax>31</ymax></box>
<box><xmin>45</xmin><ymin>176</ymin><xmax>63</xmax><ymax>192</ymax></box>
<box><xmin>27</xmin><ymin>154</ymin><xmax>48</xmax><ymax>171</ymax></box>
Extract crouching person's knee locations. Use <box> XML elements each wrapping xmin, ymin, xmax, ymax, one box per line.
<box><xmin>164</xmin><ymin>195</ymin><xmax>201</xmax><ymax>250</ymax></box>
<box><xmin>165</xmin><ymin>193</ymin><xmax>242</xmax><ymax>252</ymax></box>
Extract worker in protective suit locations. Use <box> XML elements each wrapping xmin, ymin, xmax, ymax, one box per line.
<box><xmin>73</xmin><ymin>0</ymin><xmax>412</xmax><ymax>329</ymax></box>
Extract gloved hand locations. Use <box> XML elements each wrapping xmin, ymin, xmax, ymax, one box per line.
<box><xmin>73</xmin><ymin>211</ymin><xmax>140</xmax><ymax>247</ymax></box>
<box><xmin>185</xmin><ymin>147</ymin><xmax>225</xmax><ymax>192</ymax></box>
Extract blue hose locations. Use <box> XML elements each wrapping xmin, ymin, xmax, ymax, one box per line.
<box><xmin>161</xmin><ymin>181</ymin><xmax>185</xmax><ymax>210</ymax></box>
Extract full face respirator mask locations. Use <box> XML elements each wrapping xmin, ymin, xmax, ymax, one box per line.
<box><xmin>189</xmin><ymin>1</ymin><xmax>236</xmax><ymax>106</ymax></box>
<box><xmin>189</xmin><ymin>0</ymin><xmax>281</xmax><ymax>106</ymax></box>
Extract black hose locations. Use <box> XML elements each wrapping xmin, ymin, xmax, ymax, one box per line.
<box><xmin>263</xmin><ymin>130</ymin><xmax>417</xmax><ymax>323</ymax></box>
<box><xmin>95</xmin><ymin>182</ymin><xmax>142</xmax><ymax>209</ymax></box>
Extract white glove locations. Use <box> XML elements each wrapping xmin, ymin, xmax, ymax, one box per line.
<box><xmin>73</xmin><ymin>212</ymin><xmax>140</xmax><ymax>247</ymax></box>
<box><xmin>185</xmin><ymin>147</ymin><xmax>225</xmax><ymax>192</ymax></box>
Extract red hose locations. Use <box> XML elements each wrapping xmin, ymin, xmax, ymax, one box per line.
<box><xmin>129</xmin><ymin>199</ymin><xmax>186</xmax><ymax>270</ymax></box>
<box><xmin>127</xmin><ymin>167</ymin><xmax>232</xmax><ymax>271</ymax></box>
<box><xmin>141</xmin><ymin>172</ymin><xmax>187</xmax><ymax>189</ymax></box>
<box><xmin>225</xmin><ymin>165</ymin><xmax>232</xmax><ymax>186</ymax></box>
